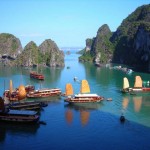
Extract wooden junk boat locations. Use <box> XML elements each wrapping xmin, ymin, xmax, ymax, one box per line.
<box><xmin>3</xmin><ymin>80</ymin><xmax>35</xmax><ymax>101</ymax></box>
<box><xmin>7</xmin><ymin>101</ymin><xmax>47</xmax><ymax>111</ymax></box>
<box><xmin>27</xmin><ymin>88</ymin><xmax>62</xmax><ymax>98</ymax></box>
<box><xmin>121</xmin><ymin>76</ymin><xmax>150</xmax><ymax>93</ymax></box>
<box><xmin>30</xmin><ymin>71</ymin><xmax>45</xmax><ymax>80</ymax></box>
<box><xmin>3</xmin><ymin>80</ymin><xmax>28</xmax><ymax>102</ymax></box>
<box><xmin>0</xmin><ymin>97</ymin><xmax>39</xmax><ymax>123</ymax></box>
<box><xmin>64</xmin><ymin>80</ymin><xmax>104</xmax><ymax>103</ymax></box>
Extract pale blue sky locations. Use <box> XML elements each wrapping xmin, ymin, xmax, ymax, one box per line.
<box><xmin>0</xmin><ymin>0</ymin><xmax>149</xmax><ymax>48</ymax></box>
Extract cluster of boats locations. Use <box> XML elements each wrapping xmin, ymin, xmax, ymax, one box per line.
<box><xmin>0</xmin><ymin>96</ymin><xmax>44</xmax><ymax>123</ymax></box>
<box><xmin>1</xmin><ymin>76</ymin><xmax>61</xmax><ymax>123</ymax></box>
<box><xmin>2</xmin><ymin>77</ymin><xmax>104</xmax><ymax>122</ymax></box>
<box><xmin>1</xmin><ymin>69</ymin><xmax>149</xmax><ymax>125</ymax></box>
<box><xmin>3</xmin><ymin>80</ymin><xmax>62</xmax><ymax>102</ymax></box>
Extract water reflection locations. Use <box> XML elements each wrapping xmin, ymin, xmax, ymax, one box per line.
<box><xmin>122</xmin><ymin>95</ymin><xmax>143</xmax><ymax>113</ymax></box>
<box><xmin>0</xmin><ymin>122</ymin><xmax>40</xmax><ymax>142</ymax></box>
<box><xmin>65</xmin><ymin>102</ymin><xmax>102</xmax><ymax>126</ymax></box>
<box><xmin>0</xmin><ymin>66</ymin><xmax>63</xmax><ymax>93</ymax></box>
<box><xmin>122</xmin><ymin>97</ymin><xmax>129</xmax><ymax>110</ymax></box>
<box><xmin>65</xmin><ymin>109</ymin><xmax>73</xmax><ymax>124</ymax></box>
<box><xmin>80</xmin><ymin>110</ymin><xmax>90</xmax><ymax>126</ymax></box>
<box><xmin>133</xmin><ymin>96</ymin><xmax>142</xmax><ymax>112</ymax></box>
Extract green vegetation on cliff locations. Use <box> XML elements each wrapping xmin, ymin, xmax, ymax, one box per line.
<box><xmin>111</xmin><ymin>4</ymin><xmax>150</xmax><ymax>68</ymax></box>
<box><xmin>80</xmin><ymin>4</ymin><xmax>150</xmax><ymax>72</ymax></box>
<box><xmin>79</xmin><ymin>24</ymin><xmax>114</xmax><ymax>63</ymax></box>
<box><xmin>0</xmin><ymin>35</ymin><xmax>64</xmax><ymax>67</ymax></box>
<box><xmin>0</xmin><ymin>33</ymin><xmax>22</xmax><ymax>57</ymax></box>
<box><xmin>15</xmin><ymin>41</ymin><xmax>43</xmax><ymax>66</ymax></box>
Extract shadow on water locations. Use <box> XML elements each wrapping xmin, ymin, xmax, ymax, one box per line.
<box><xmin>64</xmin><ymin>102</ymin><xmax>103</xmax><ymax>111</ymax></box>
<box><xmin>0</xmin><ymin>122</ymin><xmax>40</xmax><ymax>143</ymax></box>
<box><xmin>63</xmin><ymin>104</ymin><xmax>150</xmax><ymax>150</ymax></box>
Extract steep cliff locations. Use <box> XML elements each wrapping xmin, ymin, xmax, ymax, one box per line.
<box><xmin>0</xmin><ymin>34</ymin><xmax>65</xmax><ymax>67</ymax></box>
<box><xmin>79</xmin><ymin>24</ymin><xmax>114</xmax><ymax>63</ymax></box>
<box><xmin>80</xmin><ymin>4</ymin><xmax>150</xmax><ymax>72</ymax></box>
<box><xmin>111</xmin><ymin>4</ymin><xmax>150</xmax><ymax>71</ymax></box>
<box><xmin>0</xmin><ymin>33</ymin><xmax>23</xmax><ymax>66</ymax></box>
<box><xmin>39</xmin><ymin>39</ymin><xmax>64</xmax><ymax>67</ymax></box>
<box><xmin>15</xmin><ymin>41</ymin><xmax>40</xmax><ymax>66</ymax></box>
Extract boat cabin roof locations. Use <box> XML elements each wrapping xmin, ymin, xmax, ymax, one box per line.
<box><xmin>36</xmin><ymin>88</ymin><xmax>60</xmax><ymax>92</ymax></box>
<box><xmin>75</xmin><ymin>93</ymin><xmax>99</xmax><ymax>97</ymax></box>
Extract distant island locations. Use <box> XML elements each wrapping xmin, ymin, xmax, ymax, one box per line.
<box><xmin>0</xmin><ymin>34</ymin><xmax>64</xmax><ymax>67</ymax></box>
<box><xmin>79</xmin><ymin>4</ymin><xmax>150</xmax><ymax>72</ymax></box>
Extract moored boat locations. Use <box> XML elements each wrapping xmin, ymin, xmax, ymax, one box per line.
<box><xmin>64</xmin><ymin>80</ymin><xmax>104</xmax><ymax>103</ymax></box>
<box><xmin>0</xmin><ymin>110</ymin><xmax>39</xmax><ymax>123</ymax></box>
<box><xmin>0</xmin><ymin>97</ymin><xmax>39</xmax><ymax>123</ymax></box>
<box><xmin>25</xmin><ymin>85</ymin><xmax>35</xmax><ymax>93</ymax></box>
<box><xmin>30</xmin><ymin>71</ymin><xmax>45</xmax><ymax>80</ymax></box>
<box><xmin>121</xmin><ymin>77</ymin><xmax>131</xmax><ymax>93</ymax></box>
<box><xmin>27</xmin><ymin>88</ymin><xmax>61</xmax><ymax>98</ymax></box>
<box><xmin>7</xmin><ymin>101</ymin><xmax>46</xmax><ymax>111</ymax></box>
<box><xmin>3</xmin><ymin>80</ymin><xmax>27</xmax><ymax>102</ymax></box>
<box><xmin>121</xmin><ymin>76</ymin><xmax>150</xmax><ymax>93</ymax></box>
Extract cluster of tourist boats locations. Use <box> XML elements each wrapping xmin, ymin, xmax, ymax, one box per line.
<box><xmin>0</xmin><ymin>70</ymin><xmax>62</xmax><ymax>123</ymax></box>
<box><xmin>0</xmin><ymin>70</ymin><xmax>149</xmax><ymax>124</ymax></box>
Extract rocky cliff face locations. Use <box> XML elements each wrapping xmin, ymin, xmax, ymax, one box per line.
<box><xmin>80</xmin><ymin>4</ymin><xmax>150</xmax><ymax>72</ymax></box>
<box><xmin>80</xmin><ymin>24</ymin><xmax>114</xmax><ymax>63</ymax></box>
<box><xmin>0</xmin><ymin>35</ymin><xmax>65</xmax><ymax>67</ymax></box>
<box><xmin>91</xmin><ymin>24</ymin><xmax>113</xmax><ymax>63</ymax></box>
<box><xmin>15</xmin><ymin>41</ymin><xmax>39</xmax><ymax>66</ymax></box>
<box><xmin>111</xmin><ymin>4</ymin><xmax>150</xmax><ymax>72</ymax></box>
<box><xmin>39</xmin><ymin>39</ymin><xmax>64</xmax><ymax>67</ymax></box>
<box><xmin>0</xmin><ymin>33</ymin><xmax>23</xmax><ymax>66</ymax></box>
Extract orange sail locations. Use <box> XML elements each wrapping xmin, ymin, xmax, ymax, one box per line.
<box><xmin>65</xmin><ymin>83</ymin><xmax>74</xmax><ymax>96</ymax></box>
<box><xmin>123</xmin><ymin>77</ymin><xmax>129</xmax><ymax>89</ymax></box>
<box><xmin>18</xmin><ymin>85</ymin><xmax>27</xmax><ymax>100</ymax></box>
<box><xmin>134</xmin><ymin>76</ymin><xmax>142</xmax><ymax>88</ymax></box>
<box><xmin>80</xmin><ymin>80</ymin><xmax>90</xmax><ymax>94</ymax></box>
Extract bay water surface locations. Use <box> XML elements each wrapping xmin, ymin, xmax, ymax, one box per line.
<box><xmin>0</xmin><ymin>51</ymin><xmax>150</xmax><ymax>150</ymax></box>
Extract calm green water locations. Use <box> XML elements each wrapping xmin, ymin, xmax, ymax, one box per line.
<box><xmin>0</xmin><ymin>51</ymin><xmax>150</xmax><ymax>150</ymax></box>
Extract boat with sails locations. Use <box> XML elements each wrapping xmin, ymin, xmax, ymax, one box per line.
<box><xmin>64</xmin><ymin>80</ymin><xmax>104</xmax><ymax>103</ymax></box>
<box><xmin>121</xmin><ymin>76</ymin><xmax>150</xmax><ymax>93</ymax></box>
<box><xmin>3</xmin><ymin>80</ymin><xmax>27</xmax><ymax>102</ymax></box>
